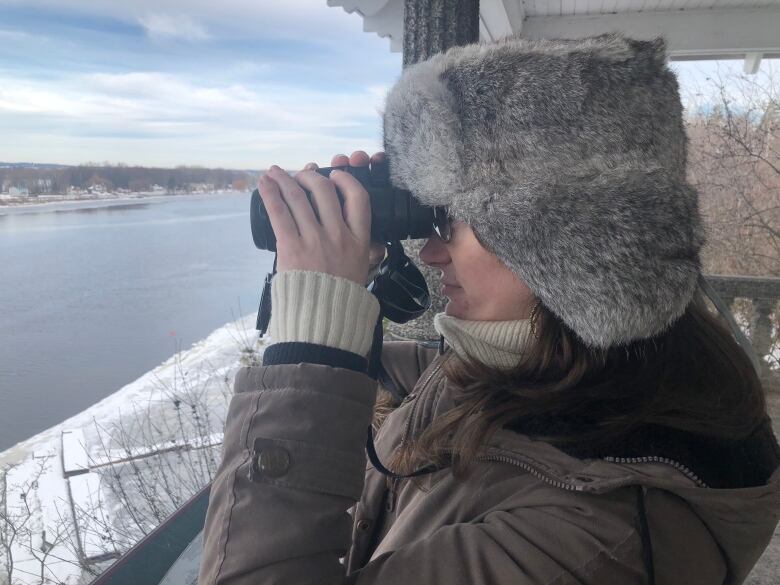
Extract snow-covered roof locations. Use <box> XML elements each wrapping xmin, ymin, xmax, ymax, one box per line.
<box><xmin>327</xmin><ymin>0</ymin><xmax>780</xmax><ymax>73</ymax></box>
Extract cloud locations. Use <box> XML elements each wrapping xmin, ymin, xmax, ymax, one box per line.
<box><xmin>2</xmin><ymin>0</ymin><xmax>373</xmax><ymax>42</ymax></box>
<box><xmin>0</xmin><ymin>29</ymin><xmax>35</xmax><ymax>41</ymax></box>
<box><xmin>0</xmin><ymin>0</ymin><xmax>399</xmax><ymax>166</ymax></box>
<box><xmin>138</xmin><ymin>14</ymin><xmax>210</xmax><ymax>41</ymax></box>
<box><xmin>0</xmin><ymin>71</ymin><xmax>389</xmax><ymax>167</ymax></box>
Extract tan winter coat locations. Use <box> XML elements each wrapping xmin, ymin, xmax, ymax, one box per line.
<box><xmin>198</xmin><ymin>339</ymin><xmax>780</xmax><ymax>585</ymax></box>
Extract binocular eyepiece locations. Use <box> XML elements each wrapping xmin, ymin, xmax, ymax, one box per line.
<box><xmin>250</xmin><ymin>165</ymin><xmax>436</xmax><ymax>251</ymax></box>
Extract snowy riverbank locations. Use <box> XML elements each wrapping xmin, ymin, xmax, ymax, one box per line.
<box><xmin>0</xmin><ymin>190</ymin><xmax>245</xmax><ymax>216</ymax></box>
<box><xmin>0</xmin><ymin>313</ymin><xmax>267</xmax><ymax>584</ymax></box>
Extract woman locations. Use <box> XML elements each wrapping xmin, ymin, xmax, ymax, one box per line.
<box><xmin>199</xmin><ymin>33</ymin><xmax>780</xmax><ymax>584</ymax></box>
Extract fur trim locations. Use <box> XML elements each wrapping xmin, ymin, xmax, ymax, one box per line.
<box><xmin>383</xmin><ymin>32</ymin><xmax>705</xmax><ymax>348</ymax></box>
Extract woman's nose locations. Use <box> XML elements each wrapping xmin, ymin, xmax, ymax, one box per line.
<box><xmin>419</xmin><ymin>232</ymin><xmax>450</xmax><ymax>267</ymax></box>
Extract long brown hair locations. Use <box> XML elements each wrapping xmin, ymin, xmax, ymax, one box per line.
<box><xmin>386</xmin><ymin>291</ymin><xmax>767</xmax><ymax>479</ymax></box>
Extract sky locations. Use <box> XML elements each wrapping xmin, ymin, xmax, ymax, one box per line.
<box><xmin>0</xmin><ymin>0</ymin><xmax>776</xmax><ymax>170</ymax></box>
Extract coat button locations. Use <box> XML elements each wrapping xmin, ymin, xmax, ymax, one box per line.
<box><xmin>402</xmin><ymin>393</ymin><xmax>417</xmax><ymax>403</ymax></box>
<box><xmin>255</xmin><ymin>446</ymin><xmax>291</xmax><ymax>478</ymax></box>
<box><xmin>356</xmin><ymin>519</ymin><xmax>372</xmax><ymax>532</ymax></box>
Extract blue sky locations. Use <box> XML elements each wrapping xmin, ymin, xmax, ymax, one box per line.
<box><xmin>0</xmin><ymin>0</ymin><xmax>776</xmax><ymax>169</ymax></box>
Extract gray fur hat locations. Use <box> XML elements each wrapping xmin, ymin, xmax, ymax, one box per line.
<box><xmin>382</xmin><ymin>32</ymin><xmax>706</xmax><ymax>349</ymax></box>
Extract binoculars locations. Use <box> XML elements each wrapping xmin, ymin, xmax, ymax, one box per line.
<box><xmin>250</xmin><ymin>165</ymin><xmax>437</xmax><ymax>251</ymax></box>
<box><xmin>250</xmin><ymin>163</ymin><xmax>435</xmax><ymax>332</ymax></box>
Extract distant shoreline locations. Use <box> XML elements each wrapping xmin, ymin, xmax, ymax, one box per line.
<box><xmin>0</xmin><ymin>190</ymin><xmax>248</xmax><ymax>216</ymax></box>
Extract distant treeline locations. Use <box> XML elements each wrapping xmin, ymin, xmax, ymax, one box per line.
<box><xmin>0</xmin><ymin>164</ymin><xmax>256</xmax><ymax>194</ymax></box>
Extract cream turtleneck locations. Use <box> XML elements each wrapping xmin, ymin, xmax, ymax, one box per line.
<box><xmin>268</xmin><ymin>270</ymin><xmax>535</xmax><ymax>368</ymax></box>
<box><xmin>433</xmin><ymin>312</ymin><xmax>535</xmax><ymax>370</ymax></box>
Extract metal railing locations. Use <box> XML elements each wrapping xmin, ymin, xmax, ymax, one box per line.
<box><xmin>89</xmin><ymin>485</ymin><xmax>210</xmax><ymax>585</ymax></box>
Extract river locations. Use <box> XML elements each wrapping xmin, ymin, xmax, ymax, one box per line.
<box><xmin>0</xmin><ymin>193</ymin><xmax>273</xmax><ymax>451</ymax></box>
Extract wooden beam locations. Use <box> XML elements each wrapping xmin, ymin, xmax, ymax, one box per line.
<box><xmin>329</xmin><ymin>2</ymin><xmax>778</xmax><ymax>62</ymax></box>
<box><xmin>500</xmin><ymin>0</ymin><xmax>526</xmax><ymax>36</ymax></box>
<box><xmin>519</xmin><ymin>7</ymin><xmax>780</xmax><ymax>64</ymax></box>
<box><xmin>743</xmin><ymin>52</ymin><xmax>763</xmax><ymax>75</ymax></box>
<box><xmin>327</xmin><ymin>0</ymin><xmax>389</xmax><ymax>13</ymax></box>
<box><xmin>479</xmin><ymin>17</ymin><xmax>491</xmax><ymax>41</ymax></box>
<box><xmin>480</xmin><ymin>0</ymin><xmax>515</xmax><ymax>41</ymax></box>
<box><xmin>328</xmin><ymin>0</ymin><xmax>403</xmax><ymax>52</ymax></box>
<box><xmin>361</xmin><ymin>0</ymin><xmax>404</xmax><ymax>53</ymax></box>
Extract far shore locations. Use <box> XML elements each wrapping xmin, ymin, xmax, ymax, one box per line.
<box><xmin>0</xmin><ymin>190</ymin><xmax>249</xmax><ymax>216</ymax></box>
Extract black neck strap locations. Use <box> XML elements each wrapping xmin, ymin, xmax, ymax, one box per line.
<box><xmin>255</xmin><ymin>254</ymin><xmax>277</xmax><ymax>335</ymax></box>
<box><xmin>364</xmin><ymin>303</ymin><xmax>444</xmax><ymax>480</ymax></box>
<box><xmin>365</xmin><ymin>424</ymin><xmax>442</xmax><ymax>480</ymax></box>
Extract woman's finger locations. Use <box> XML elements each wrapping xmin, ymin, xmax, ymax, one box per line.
<box><xmin>267</xmin><ymin>166</ymin><xmax>320</xmax><ymax>234</ymax></box>
<box><xmin>348</xmin><ymin>151</ymin><xmax>369</xmax><ymax>167</ymax></box>
<box><xmin>329</xmin><ymin>169</ymin><xmax>370</xmax><ymax>242</ymax></box>
<box><xmin>331</xmin><ymin>154</ymin><xmax>349</xmax><ymax>167</ymax></box>
<box><xmin>259</xmin><ymin>174</ymin><xmax>300</xmax><ymax>241</ymax></box>
<box><xmin>297</xmin><ymin>163</ymin><xmax>323</xmax><ymax>221</ymax></box>
<box><xmin>330</xmin><ymin>151</ymin><xmax>371</xmax><ymax>169</ymax></box>
<box><xmin>294</xmin><ymin>170</ymin><xmax>344</xmax><ymax>232</ymax></box>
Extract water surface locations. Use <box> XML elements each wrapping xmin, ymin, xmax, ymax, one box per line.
<box><xmin>0</xmin><ymin>194</ymin><xmax>273</xmax><ymax>451</ymax></box>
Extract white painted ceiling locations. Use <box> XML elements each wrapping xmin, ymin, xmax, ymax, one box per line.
<box><xmin>327</xmin><ymin>0</ymin><xmax>780</xmax><ymax>73</ymax></box>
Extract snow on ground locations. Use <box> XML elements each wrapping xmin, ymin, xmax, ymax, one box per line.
<box><xmin>0</xmin><ymin>313</ymin><xmax>267</xmax><ymax>584</ymax></box>
<box><xmin>0</xmin><ymin>314</ymin><xmax>262</xmax><ymax>468</ymax></box>
<box><xmin>62</xmin><ymin>430</ymin><xmax>89</xmax><ymax>476</ymax></box>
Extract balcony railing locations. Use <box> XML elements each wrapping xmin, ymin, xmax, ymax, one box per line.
<box><xmin>707</xmin><ymin>274</ymin><xmax>780</xmax><ymax>391</ymax></box>
<box><xmin>89</xmin><ymin>485</ymin><xmax>210</xmax><ymax>585</ymax></box>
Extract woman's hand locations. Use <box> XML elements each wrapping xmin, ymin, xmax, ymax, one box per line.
<box><xmin>259</xmin><ymin>151</ymin><xmax>386</xmax><ymax>286</ymax></box>
<box><xmin>309</xmin><ymin>152</ymin><xmax>387</xmax><ymax>277</ymax></box>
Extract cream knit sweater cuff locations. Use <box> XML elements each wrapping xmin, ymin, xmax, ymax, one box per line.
<box><xmin>268</xmin><ymin>270</ymin><xmax>381</xmax><ymax>358</ymax></box>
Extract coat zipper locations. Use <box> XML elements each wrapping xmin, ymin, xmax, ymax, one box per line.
<box><xmin>603</xmin><ymin>455</ymin><xmax>708</xmax><ymax>488</ymax></box>
<box><xmin>476</xmin><ymin>453</ymin><xmax>586</xmax><ymax>492</ymax></box>
<box><xmin>386</xmin><ymin>353</ymin><xmax>450</xmax><ymax>513</ymax></box>
<box><xmin>474</xmin><ymin>453</ymin><xmax>709</xmax><ymax>492</ymax></box>
<box><xmin>387</xmin><ymin>452</ymin><xmax>707</xmax><ymax>512</ymax></box>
